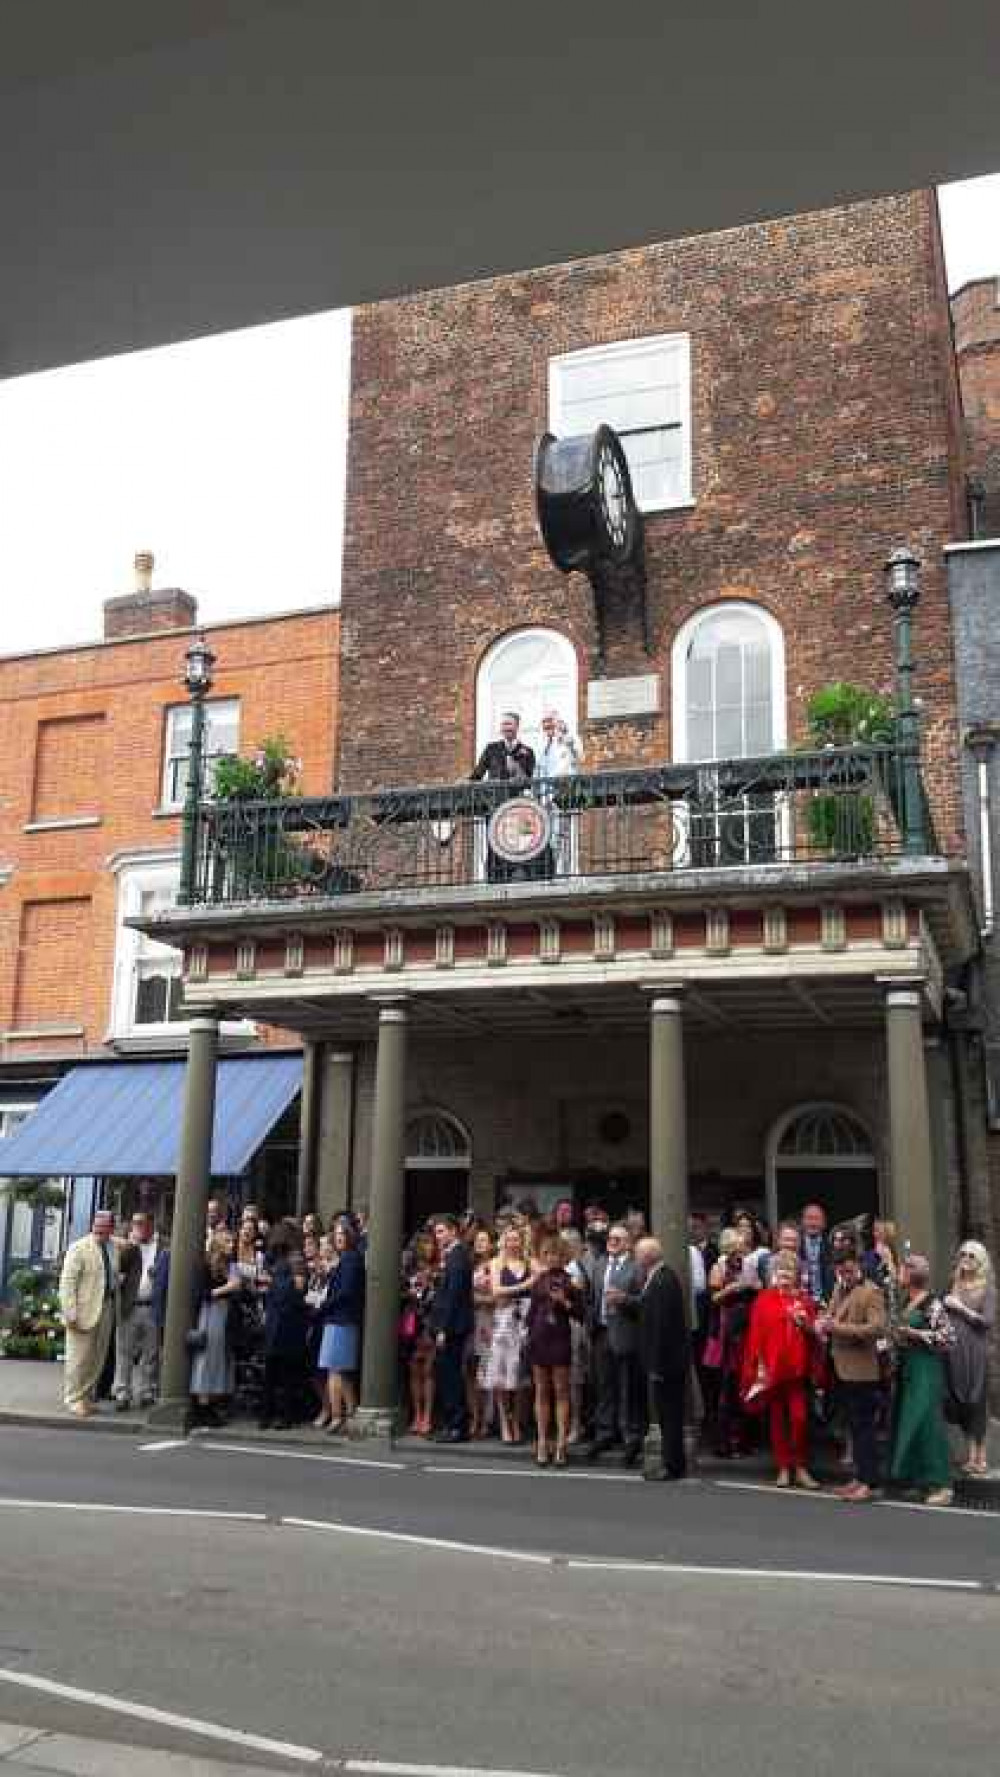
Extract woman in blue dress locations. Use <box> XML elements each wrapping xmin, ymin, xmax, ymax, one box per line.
<box><xmin>188</xmin><ymin>1232</ymin><xmax>243</xmax><ymax>1428</ymax></box>
<box><xmin>318</xmin><ymin>1218</ymin><xmax>366</xmax><ymax>1433</ymax></box>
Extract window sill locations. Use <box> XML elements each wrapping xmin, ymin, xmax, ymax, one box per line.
<box><xmin>4</xmin><ymin>1024</ymin><xmax>85</xmax><ymax>1041</ymax></box>
<box><xmin>23</xmin><ymin>816</ymin><xmax>102</xmax><ymax>833</ymax></box>
<box><xmin>107</xmin><ymin>1023</ymin><xmax>256</xmax><ymax>1053</ymax></box>
<box><xmin>151</xmin><ymin>807</ymin><xmax>183</xmax><ymax>821</ymax></box>
<box><xmin>639</xmin><ymin>498</ymin><xmax>696</xmax><ymax>517</ymax></box>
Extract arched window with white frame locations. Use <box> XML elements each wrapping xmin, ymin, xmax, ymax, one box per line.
<box><xmin>475</xmin><ymin>628</ymin><xmax>579</xmax><ymax>764</ymax></box>
<box><xmin>671</xmin><ymin>603</ymin><xmax>786</xmax><ymax>866</ymax></box>
<box><xmin>671</xmin><ymin>601</ymin><xmax>786</xmax><ymax>764</ymax></box>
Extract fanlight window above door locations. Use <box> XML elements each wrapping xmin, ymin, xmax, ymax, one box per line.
<box><xmin>405</xmin><ymin>1111</ymin><xmax>472</xmax><ymax>1168</ymax></box>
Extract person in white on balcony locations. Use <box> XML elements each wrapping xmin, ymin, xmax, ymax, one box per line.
<box><xmin>536</xmin><ymin>710</ymin><xmax>582</xmax><ymax>779</ymax></box>
<box><xmin>536</xmin><ymin>710</ymin><xmax>583</xmax><ymax>875</ymax></box>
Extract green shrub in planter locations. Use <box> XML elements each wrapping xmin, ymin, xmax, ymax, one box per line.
<box><xmin>803</xmin><ymin>683</ymin><xmax>896</xmax><ymax>855</ymax></box>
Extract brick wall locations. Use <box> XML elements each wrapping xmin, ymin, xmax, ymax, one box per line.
<box><xmin>339</xmin><ymin>189</ymin><xmax>966</xmax><ymax>848</ymax></box>
<box><xmin>13</xmin><ymin>898</ymin><xmax>91</xmax><ymax>1028</ymax></box>
<box><xmin>952</xmin><ymin>278</ymin><xmax>1000</xmax><ymax>537</ymax></box>
<box><xmin>348</xmin><ymin>1027</ymin><xmax>889</xmax><ymax>1221</ymax></box>
<box><xmin>0</xmin><ymin>607</ymin><xmax>339</xmax><ymax>1060</ymax></box>
<box><xmin>31</xmin><ymin>713</ymin><xmax>106</xmax><ymax>822</ymax></box>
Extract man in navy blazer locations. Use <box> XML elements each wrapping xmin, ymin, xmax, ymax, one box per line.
<box><xmin>430</xmin><ymin>1214</ymin><xmax>474</xmax><ymax>1442</ymax></box>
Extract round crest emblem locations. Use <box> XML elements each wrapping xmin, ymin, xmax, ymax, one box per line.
<box><xmin>487</xmin><ymin>796</ymin><xmax>553</xmax><ymax>864</ymax></box>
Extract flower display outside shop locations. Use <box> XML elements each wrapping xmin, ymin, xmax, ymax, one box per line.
<box><xmin>0</xmin><ymin>1267</ymin><xmax>64</xmax><ymax>1361</ymax></box>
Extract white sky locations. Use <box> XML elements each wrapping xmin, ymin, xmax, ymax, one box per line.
<box><xmin>0</xmin><ymin>172</ymin><xmax>998</xmax><ymax>658</ymax></box>
<box><xmin>0</xmin><ymin>308</ymin><xmax>352</xmax><ymax>656</ymax></box>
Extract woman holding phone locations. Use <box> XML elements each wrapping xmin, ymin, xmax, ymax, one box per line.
<box><xmin>525</xmin><ymin>1234</ymin><xmax>582</xmax><ymax>1467</ymax></box>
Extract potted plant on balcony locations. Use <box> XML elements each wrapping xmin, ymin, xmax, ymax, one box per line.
<box><xmin>210</xmin><ymin>735</ymin><xmax>317</xmax><ymax>897</ymax></box>
<box><xmin>210</xmin><ymin>736</ymin><xmax>360</xmax><ymax>897</ymax></box>
<box><xmin>803</xmin><ymin>683</ymin><xmax>896</xmax><ymax>855</ymax></box>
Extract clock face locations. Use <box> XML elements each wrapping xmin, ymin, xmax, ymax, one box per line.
<box><xmin>596</xmin><ymin>439</ymin><xmax>629</xmax><ymax>550</ymax></box>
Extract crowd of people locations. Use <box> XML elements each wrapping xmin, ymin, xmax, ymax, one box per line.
<box><xmin>57</xmin><ymin>1193</ymin><xmax>995</xmax><ymax>1501</ymax></box>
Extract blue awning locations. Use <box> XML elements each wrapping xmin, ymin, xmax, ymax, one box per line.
<box><xmin>0</xmin><ymin>1055</ymin><xmax>303</xmax><ymax>1178</ymax></box>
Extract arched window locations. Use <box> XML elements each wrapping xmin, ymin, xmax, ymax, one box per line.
<box><xmin>764</xmin><ymin>1101</ymin><xmax>879</xmax><ymax>1231</ymax></box>
<box><xmin>672</xmin><ymin>602</ymin><xmax>785</xmax><ymax>763</ymax></box>
<box><xmin>405</xmin><ymin>1109</ymin><xmax>472</xmax><ymax>1169</ymax></box>
<box><xmin>475</xmin><ymin>628</ymin><xmax>579</xmax><ymax>763</ymax></box>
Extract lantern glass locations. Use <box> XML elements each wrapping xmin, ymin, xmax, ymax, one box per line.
<box><xmin>183</xmin><ymin>635</ymin><xmax>216</xmax><ymax>696</ymax></box>
<box><xmin>884</xmin><ymin>547</ymin><xmax>921</xmax><ymax>610</ymax></box>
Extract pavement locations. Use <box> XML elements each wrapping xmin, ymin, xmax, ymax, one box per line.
<box><xmin>0</xmin><ymin>1723</ymin><xmax>293</xmax><ymax>1777</ymax></box>
<box><xmin>2</xmin><ymin>1356</ymin><xmax>998</xmax><ymax>1502</ymax></box>
<box><xmin>1</xmin><ymin>1419</ymin><xmax>1000</xmax><ymax>1775</ymax></box>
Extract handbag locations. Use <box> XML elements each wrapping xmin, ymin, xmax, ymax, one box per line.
<box><xmin>398</xmin><ymin>1306</ymin><xmax>419</xmax><ymax>1342</ymax></box>
<box><xmin>701</xmin><ymin>1331</ymin><xmax>724</xmax><ymax>1370</ymax></box>
<box><xmin>185</xmin><ymin>1327</ymin><xmax>208</xmax><ymax>1354</ymax></box>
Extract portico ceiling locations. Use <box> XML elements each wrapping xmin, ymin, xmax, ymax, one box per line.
<box><xmin>206</xmin><ymin>971</ymin><xmax>920</xmax><ymax>1042</ymax></box>
<box><xmin>2</xmin><ymin>1</ymin><xmax>998</xmax><ymax>376</ymax></box>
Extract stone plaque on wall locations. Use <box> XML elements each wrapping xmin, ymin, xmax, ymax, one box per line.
<box><xmin>586</xmin><ymin>673</ymin><xmax>661</xmax><ymax>720</ymax></box>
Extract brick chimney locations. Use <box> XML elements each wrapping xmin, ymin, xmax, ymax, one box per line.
<box><xmin>103</xmin><ymin>551</ymin><xmax>198</xmax><ymax>640</ymax></box>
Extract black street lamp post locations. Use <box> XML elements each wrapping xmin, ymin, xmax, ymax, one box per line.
<box><xmin>178</xmin><ymin>634</ymin><xmax>217</xmax><ymax>904</ymax></box>
<box><xmin>884</xmin><ymin>546</ymin><xmax>928</xmax><ymax>857</ymax></box>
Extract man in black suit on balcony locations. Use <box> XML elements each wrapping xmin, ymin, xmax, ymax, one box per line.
<box><xmin>471</xmin><ymin>712</ymin><xmax>541</xmax><ymax>883</ymax></box>
<box><xmin>471</xmin><ymin>712</ymin><xmax>535</xmax><ymax>785</ymax></box>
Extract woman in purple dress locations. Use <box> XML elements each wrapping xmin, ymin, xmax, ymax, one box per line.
<box><xmin>526</xmin><ymin>1235</ymin><xmax>582</xmax><ymax>1467</ymax></box>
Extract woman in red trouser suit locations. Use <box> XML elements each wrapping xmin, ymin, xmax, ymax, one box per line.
<box><xmin>743</xmin><ymin>1251</ymin><xmax>822</xmax><ymax>1490</ymax></box>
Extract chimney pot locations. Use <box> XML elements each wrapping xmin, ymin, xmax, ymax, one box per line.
<box><xmin>134</xmin><ymin>550</ymin><xmax>155</xmax><ymax>594</ymax></box>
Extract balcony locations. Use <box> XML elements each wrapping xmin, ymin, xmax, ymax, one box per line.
<box><xmin>179</xmin><ymin>743</ymin><xmax>939</xmax><ymax>911</ymax></box>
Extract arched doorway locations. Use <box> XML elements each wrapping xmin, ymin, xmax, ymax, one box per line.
<box><xmin>765</xmin><ymin>1102</ymin><xmax>878</xmax><ymax>1232</ymax></box>
<box><xmin>404</xmin><ymin>1109</ymin><xmax>471</xmax><ymax>1236</ymax></box>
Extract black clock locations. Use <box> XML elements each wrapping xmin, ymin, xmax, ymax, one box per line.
<box><xmin>534</xmin><ymin>423</ymin><xmax>641</xmax><ymax>575</ymax></box>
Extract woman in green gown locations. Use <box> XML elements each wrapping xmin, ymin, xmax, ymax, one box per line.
<box><xmin>889</xmin><ymin>1253</ymin><xmax>956</xmax><ymax>1505</ymax></box>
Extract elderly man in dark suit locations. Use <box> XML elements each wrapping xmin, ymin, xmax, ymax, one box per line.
<box><xmin>471</xmin><ymin>711</ymin><xmax>535</xmax><ymax>785</ymax></box>
<box><xmin>634</xmin><ymin>1237</ymin><xmax>690</xmax><ymax>1481</ymax></box>
<box><xmin>430</xmin><ymin>1214</ymin><xmax>474</xmax><ymax>1442</ymax></box>
<box><xmin>586</xmin><ymin>1222</ymin><xmax>645</xmax><ymax>1465</ymax></box>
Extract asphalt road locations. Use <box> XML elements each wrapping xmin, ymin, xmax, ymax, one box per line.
<box><xmin>0</xmin><ymin>1425</ymin><xmax>998</xmax><ymax>1777</ymax></box>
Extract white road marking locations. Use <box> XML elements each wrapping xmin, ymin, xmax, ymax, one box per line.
<box><xmin>713</xmin><ymin>1479</ymin><xmax>993</xmax><ymax>1519</ymax></box>
<box><xmin>137</xmin><ymin>1440</ymin><xmax>186</xmax><ymax>1453</ymax></box>
<box><xmin>0</xmin><ymin>1500</ymin><xmax>266</xmax><ymax>1521</ymax></box>
<box><xmin>565</xmin><ymin>1557</ymin><xmax>982</xmax><ymax>1591</ymax></box>
<box><xmin>282</xmin><ymin>1516</ymin><xmax>554</xmax><ymax>1564</ymax></box>
<box><xmin>204</xmin><ymin>1440</ymin><xmax>407</xmax><ymax>1471</ymax></box>
<box><xmin>713</xmin><ymin>1481</ymin><xmax>832</xmax><ymax>1501</ymax></box>
<box><xmin>0</xmin><ymin>1669</ymin><xmax>322</xmax><ymax>1763</ymax></box>
<box><xmin>424</xmin><ymin>1464</ymin><xmax>641</xmax><ymax>1483</ymax></box>
<box><xmin>346</xmin><ymin>1762</ymin><xmax>565</xmax><ymax>1776</ymax></box>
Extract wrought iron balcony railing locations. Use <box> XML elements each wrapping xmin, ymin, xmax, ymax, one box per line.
<box><xmin>179</xmin><ymin>744</ymin><xmax>939</xmax><ymax>908</ymax></box>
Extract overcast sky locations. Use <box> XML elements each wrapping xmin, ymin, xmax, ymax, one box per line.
<box><xmin>0</xmin><ymin>172</ymin><xmax>998</xmax><ymax>658</ymax></box>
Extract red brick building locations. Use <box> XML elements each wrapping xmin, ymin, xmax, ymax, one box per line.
<box><xmin>0</xmin><ymin>561</ymin><xmax>338</xmax><ymax>1280</ymax></box>
<box><xmin>131</xmin><ymin>188</ymin><xmax>987</xmax><ymax>1424</ymax></box>
<box><xmin>4</xmin><ymin>192</ymin><xmax>992</xmax><ymax>1425</ymax></box>
<box><xmin>953</xmin><ymin>277</ymin><xmax>1000</xmax><ymax>538</ymax></box>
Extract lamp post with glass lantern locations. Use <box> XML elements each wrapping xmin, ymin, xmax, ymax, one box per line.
<box><xmin>178</xmin><ymin>634</ymin><xmax>217</xmax><ymax>905</ymax></box>
<box><xmin>884</xmin><ymin>546</ymin><xmax>928</xmax><ymax>856</ymax></box>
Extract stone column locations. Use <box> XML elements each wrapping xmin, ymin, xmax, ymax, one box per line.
<box><xmin>884</xmin><ymin>983</ymin><xmax>938</xmax><ymax>1272</ymax></box>
<box><xmin>648</xmin><ymin>990</ymin><xmax>690</xmax><ymax>1303</ymax></box>
<box><xmin>153</xmin><ymin>1012</ymin><xmax>220</xmax><ymax>1424</ymax></box>
<box><xmin>294</xmin><ymin>1040</ymin><xmax>321</xmax><ymax>1221</ymax></box>
<box><xmin>358</xmin><ymin>1001</ymin><xmax>408</xmax><ymax>1432</ymax></box>
<box><xmin>647</xmin><ymin>988</ymin><xmax>694</xmax><ymax>1476</ymax></box>
<box><xmin>315</xmin><ymin>1048</ymin><xmax>355</xmax><ymax>1222</ymax></box>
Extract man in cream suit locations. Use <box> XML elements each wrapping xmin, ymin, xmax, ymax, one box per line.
<box><xmin>59</xmin><ymin>1209</ymin><xmax>118</xmax><ymax>1416</ymax></box>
